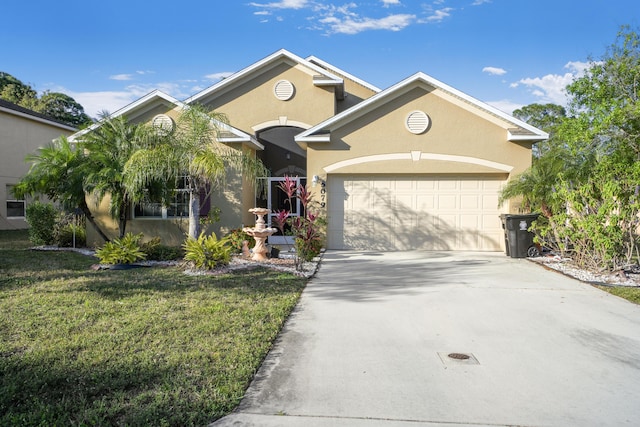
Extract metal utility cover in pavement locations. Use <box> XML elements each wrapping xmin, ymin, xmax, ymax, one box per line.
<box><xmin>438</xmin><ymin>352</ymin><xmax>480</xmax><ymax>366</ymax></box>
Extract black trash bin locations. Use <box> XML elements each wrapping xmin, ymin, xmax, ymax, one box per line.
<box><xmin>500</xmin><ymin>213</ymin><xmax>540</xmax><ymax>258</ymax></box>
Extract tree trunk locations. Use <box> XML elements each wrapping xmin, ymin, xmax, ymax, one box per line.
<box><xmin>118</xmin><ymin>202</ymin><xmax>127</xmax><ymax>238</ymax></box>
<box><xmin>79</xmin><ymin>199</ymin><xmax>111</xmax><ymax>243</ymax></box>
<box><xmin>188</xmin><ymin>190</ymin><xmax>200</xmax><ymax>239</ymax></box>
<box><xmin>118</xmin><ymin>198</ymin><xmax>129</xmax><ymax>239</ymax></box>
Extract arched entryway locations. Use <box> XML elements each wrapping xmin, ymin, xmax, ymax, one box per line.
<box><xmin>254</xmin><ymin>126</ymin><xmax>307</xmax><ymax>245</ymax></box>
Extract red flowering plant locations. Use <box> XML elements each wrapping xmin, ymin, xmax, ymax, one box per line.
<box><xmin>276</xmin><ymin>175</ymin><xmax>324</xmax><ymax>269</ymax></box>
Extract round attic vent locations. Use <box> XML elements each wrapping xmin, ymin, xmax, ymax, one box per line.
<box><xmin>405</xmin><ymin>110</ymin><xmax>430</xmax><ymax>134</ymax></box>
<box><xmin>152</xmin><ymin>114</ymin><xmax>174</xmax><ymax>135</ymax></box>
<box><xmin>274</xmin><ymin>80</ymin><xmax>295</xmax><ymax>101</ymax></box>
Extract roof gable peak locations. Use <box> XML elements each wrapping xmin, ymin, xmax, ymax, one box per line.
<box><xmin>186</xmin><ymin>49</ymin><xmax>344</xmax><ymax>105</ymax></box>
<box><xmin>296</xmin><ymin>71</ymin><xmax>548</xmax><ymax>143</ymax></box>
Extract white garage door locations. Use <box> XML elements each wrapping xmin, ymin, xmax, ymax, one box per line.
<box><xmin>327</xmin><ymin>175</ymin><xmax>505</xmax><ymax>251</ymax></box>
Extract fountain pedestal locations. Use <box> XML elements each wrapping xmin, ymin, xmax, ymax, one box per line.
<box><xmin>243</xmin><ymin>208</ymin><xmax>276</xmax><ymax>262</ymax></box>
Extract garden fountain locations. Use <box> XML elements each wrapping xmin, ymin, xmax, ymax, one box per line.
<box><xmin>243</xmin><ymin>208</ymin><xmax>276</xmax><ymax>262</ymax></box>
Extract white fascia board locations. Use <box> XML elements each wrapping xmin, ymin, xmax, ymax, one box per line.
<box><xmin>69</xmin><ymin>90</ymin><xmax>184</xmax><ymax>142</ymax></box>
<box><xmin>306</xmin><ymin>55</ymin><xmax>381</xmax><ymax>93</ymax></box>
<box><xmin>507</xmin><ymin>131</ymin><xmax>549</xmax><ymax>142</ymax></box>
<box><xmin>412</xmin><ymin>72</ymin><xmax>548</xmax><ymax>139</ymax></box>
<box><xmin>186</xmin><ymin>49</ymin><xmax>343</xmax><ymax>105</ymax></box>
<box><xmin>218</xmin><ymin>137</ymin><xmax>265</xmax><ymax>150</ymax></box>
<box><xmin>217</xmin><ymin>121</ymin><xmax>265</xmax><ymax>150</ymax></box>
<box><xmin>297</xmin><ymin>71</ymin><xmax>548</xmax><ymax>143</ymax></box>
<box><xmin>296</xmin><ymin>74</ymin><xmax>421</xmax><ymax>142</ymax></box>
<box><xmin>294</xmin><ymin>134</ymin><xmax>330</xmax><ymax>143</ymax></box>
<box><xmin>0</xmin><ymin>106</ymin><xmax>76</xmax><ymax>132</ymax></box>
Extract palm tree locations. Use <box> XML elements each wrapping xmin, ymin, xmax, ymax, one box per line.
<box><xmin>499</xmin><ymin>153</ymin><xmax>565</xmax><ymax>218</ymax></box>
<box><xmin>124</xmin><ymin>104</ymin><xmax>268</xmax><ymax>239</ymax></box>
<box><xmin>79</xmin><ymin>114</ymin><xmax>151</xmax><ymax>238</ymax></box>
<box><xmin>13</xmin><ymin>136</ymin><xmax>111</xmax><ymax>242</ymax></box>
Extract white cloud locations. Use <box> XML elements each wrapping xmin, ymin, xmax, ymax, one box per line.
<box><xmin>47</xmin><ymin>81</ymin><xmax>195</xmax><ymax>118</ymax></box>
<box><xmin>483</xmin><ymin>66</ymin><xmax>507</xmax><ymax>76</ymax></box>
<box><xmin>471</xmin><ymin>0</ymin><xmax>491</xmax><ymax>5</ymax></box>
<box><xmin>514</xmin><ymin>61</ymin><xmax>594</xmax><ymax>106</ymax></box>
<box><xmin>109</xmin><ymin>74</ymin><xmax>134</xmax><ymax>81</ymax></box>
<box><xmin>486</xmin><ymin>99</ymin><xmax>522</xmax><ymax>115</ymax></box>
<box><xmin>381</xmin><ymin>0</ymin><xmax>401</xmax><ymax>7</ymax></box>
<box><xmin>248</xmin><ymin>0</ymin><xmax>309</xmax><ymax>9</ymax></box>
<box><xmin>205</xmin><ymin>72</ymin><xmax>234</xmax><ymax>81</ymax></box>
<box><xmin>254</xmin><ymin>10</ymin><xmax>271</xmax><ymax>15</ymax></box>
<box><xmin>421</xmin><ymin>7</ymin><xmax>453</xmax><ymax>23</ymax></box>
<box><xmin>565</xmin><ymin>60</ymin><xmax>593</xmax><ymax>75</ymax></box>
<box><xmin>324</xmin><ymin>13</ymin><xmax>415</xmax><ymax>34</ymax></box>
<box><xmin>63</xmin><ymin>89</ymin><xmax>140</xmax><ymax>118</ymax></box>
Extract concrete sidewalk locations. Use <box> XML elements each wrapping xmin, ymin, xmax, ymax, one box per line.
<box><xmin>212</xmin><ymin>251</ymin><xmax>640</xmax><ymax>426</ymax></box>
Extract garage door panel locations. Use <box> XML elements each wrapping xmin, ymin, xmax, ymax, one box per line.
<box><xmin>482</xmin><ymin>194</ymin><xmax>500</xmax><ymax>209</ymax></box>
<box><xmin>460</xmin><ymin>195</ymin><xmax>480</xmax><ymax>209</ymax></box>
<box><xmin>437</xmin><ymin>195</ymin><xmax>457</xmax><ymax>209</ymax></box>
<box><xmin>460</xmin><ymin>214</ymin><xmax>480</xmax><ymax>229</ymax></box>
<box><xmin>327</xmin><ymin>175</ymin><xmax>504</xmax><ymax>251</ymax></box>
<box><xmin>437</xmin><ymin>180</ymin><xmax>458</xmax><ymax>190</ymax></box>
<box><xmin>416</xmin><ymin>180</ymin><xmax>436</xmax><ymax>191</ymax></box>
<box><xmin>461</xmin><ymin>180</ymin><xmax>480</xmax><ymax>190</ymax></box>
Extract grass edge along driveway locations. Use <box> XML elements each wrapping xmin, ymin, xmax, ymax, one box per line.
<box><xmin>0</xmin><ymin>230</ymin><xmax>307</xmax><ymax>426</ymax></box>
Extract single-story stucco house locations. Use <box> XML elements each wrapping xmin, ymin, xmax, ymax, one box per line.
<box><xmin>72</xmin><ymin>49</ymin><xmax>547</xmax><ymax>251</ymax></box>
<box><xmin>0</xmin><ymin>99</ymin><xmax>77</xmax><ymax>230</ymax></box>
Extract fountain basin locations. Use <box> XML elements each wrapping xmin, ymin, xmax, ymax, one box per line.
<box><xmin>244</xmin><ymin>208</ymin><xmax>276</xmax><ymax>262</ymax></box>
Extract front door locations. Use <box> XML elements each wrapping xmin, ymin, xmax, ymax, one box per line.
<box><xmin>265</xmin><ymin>176</ymin><xmax>306</xmax><ymax>245</ymax></box>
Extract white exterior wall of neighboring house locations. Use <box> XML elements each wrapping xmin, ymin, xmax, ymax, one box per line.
<box><xmin>0</xmin><ymin>100</ymin><xmax>76</xmax><ymax>230</ymax></box>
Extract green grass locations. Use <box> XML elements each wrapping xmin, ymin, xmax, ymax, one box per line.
<box><xmin>595</xmin><ymin>285</ymin><xmax>640</xmax><ymax>304</ymax></box>
<box><xmin>0</xmin><ymin>230</ymin><xmax>307</xmax><ymax>426</ymax></box>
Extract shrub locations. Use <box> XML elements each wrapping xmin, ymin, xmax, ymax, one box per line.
<box><xmin>183</xmin><ymin>232</ymin><xmax>231</xmax><ymax>270</ymax></box>
<box><xmin>224</xmin><ymin>228</ymin><xmax>255</xmax><ymax>253</ymax></box>
<box><xmin>295</xmin><ymin>236</ymin><xmax>323</xmax><ymax>262</ymax></box>
<box><xmin>54</xmin><ymin>213</ymin><xmax>86</xmax><ymax>247</ymax></box>
<box><xmin>275</xmin><ymin>176</ymin><xmax>325</xmax><ymax>270</ymax></box>
<box><xmin>25</xmin><ymin>202</ymin><xmax>57</xmax><ymax>245</ymax></box>
<box><xmin>141</xmin><ymin>237</ymin><xmax>184</xmax><ymax>261</ymax></box>
<box><xmin>95</xmin><ymin>233</ymin><xmax>146</xmax><ymax>265</ymax></box>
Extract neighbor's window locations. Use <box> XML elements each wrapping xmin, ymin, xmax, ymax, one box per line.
<box><xmin>6</xmin><ymin>185</ymin><xmax>25</xmax><ymax>218</ymax></box>
<box><xmin>133</xmin><ymin>176</ymin><xmax>190</xmax><ymax>219</ymax></box>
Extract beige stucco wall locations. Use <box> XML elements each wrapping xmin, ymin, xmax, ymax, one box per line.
<box><xmin>305</xmin><ymin>85</ymin><xmax>534</xmax><ymax>214</ymax></box>
<box><xmin>83</xmin><ymin>100</ymin><xmax>249</xmax><ymax>246</ymax></box>
<box><xmin>85</xmin><ymin>193</ymin><xmax>226</xmax><ymax>247</ymax></box>
<box><xmin>336</xmin><ymin>76</ymin><xmax>378</xmax><ymax>112</ymax></box>
<box><xmin>199</xmin><ymin>63</ymin><xmax>337</xmax><ymax>135</ymax></box>
<box><xmin>0</xmin><ymin>110</ymin><xmax>74</xmax><ymax>230</ymax></box>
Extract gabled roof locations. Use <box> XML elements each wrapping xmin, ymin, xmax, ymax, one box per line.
<box><xmin>305</xmin><ymin>55</ymin><xmax>381</xmax><ymax>94</ymax></box>
<box><xmin>68</xmin><ymin>90</ymin><xmax>185</xmax><ymax>141</ymax></box>
<box><xmin>68</xmin><ymin>90</ymin><xmax>263</xmax><ymax>149</ymax></box>
<box><xmin>185</xmin><ymin>49</ymin><xmax>345</xmax><ymax>105</ymax></box>
<box><xmin>0</xmin><ymin>98</ymin><xmax>77</xmax><ymax>131</ymax></box>
<box><xmin>296</xmin><ymin>72</ymin><xmax>549</xmax><ymax>144</ymax></box>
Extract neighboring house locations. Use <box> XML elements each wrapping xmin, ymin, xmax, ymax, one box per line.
<box><xmin>72</xmin><ymin>49</ymin><xmax>547</xmax><ymax>251</ymax></box>
<box><xmin>0</xmin><ymin>99</ymin><xmax>76</xmax><ymax>230</ymax></box>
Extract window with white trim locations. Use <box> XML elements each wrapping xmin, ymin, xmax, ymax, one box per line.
<box><xmin>6</xmin><ymin>185</ymin><xmax>25</xmax><ymax>218</ymax></box>
<box><xmin>134</xmin><ymin>176</ymin><xmax>190</xmax><ymax>219</ymax></box>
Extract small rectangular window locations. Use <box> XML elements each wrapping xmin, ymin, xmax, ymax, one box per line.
<box><xmin>6</xmin><ymin>185</ymin><xmax>25</xmax><ymax>218</ymax></box>
<box><xmin>7</xmin><ymin>200</ymin><xmax>26</xmax><ymax>217</ymax></box>
<box><xmin>133</xmin><ymin>176</ymin><xmax>190</xmax><ymax>219</ymax></box>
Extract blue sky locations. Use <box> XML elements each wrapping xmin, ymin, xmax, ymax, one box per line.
<box><xmin>2</xmin><ymin>0</ymin><xmax>638</xmax><ymax>118</ymax></box>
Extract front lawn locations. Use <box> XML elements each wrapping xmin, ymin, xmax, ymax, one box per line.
<box><xmin>0</xmin><ymin>230</ymin><xmax>307</xmax><ymax>426</ymax></box>
<box><xmin>595</xmin><ymin>285</ymin><xmax>640</xmax><ymax>305</ymax></box>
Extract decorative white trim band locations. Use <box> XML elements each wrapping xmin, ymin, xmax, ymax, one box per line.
<box><xmin>252</xmin><ymin>119</ymin><xmax>313</xmax><ymax>132</ymax></box>
<box><xmin>323</xmin><ymin>151</ymin><xmax>514</xmax><ymax>173</ymax></box>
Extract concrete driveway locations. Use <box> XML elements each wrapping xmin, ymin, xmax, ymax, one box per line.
<box><xmin>212</xmin><ymin>251</ymin><xmax>640</xmax><ymax>427</ymax></box>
